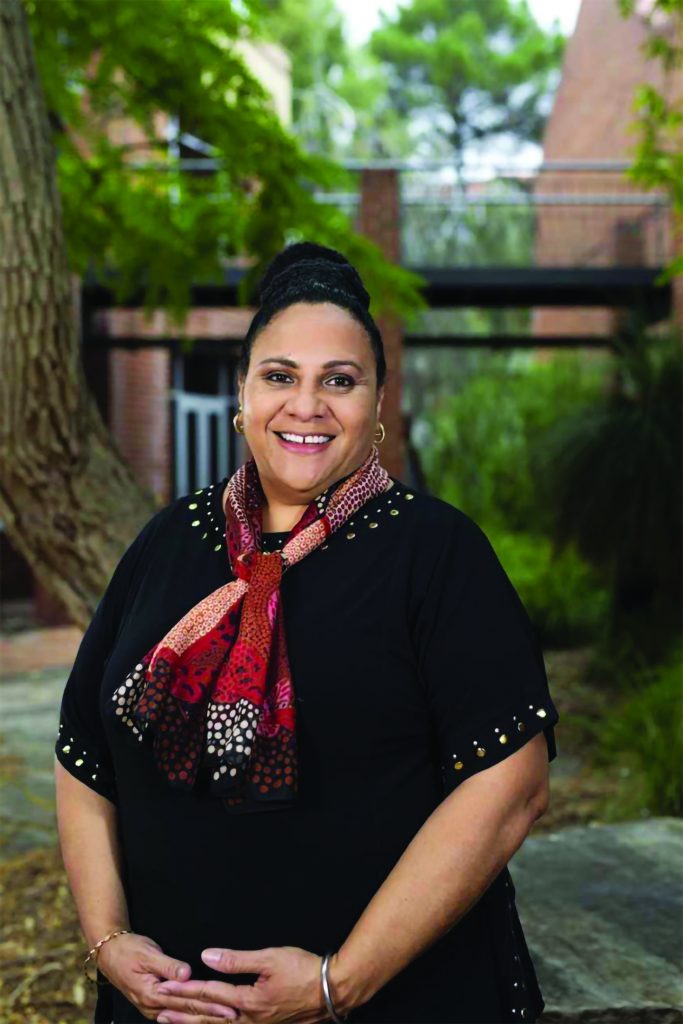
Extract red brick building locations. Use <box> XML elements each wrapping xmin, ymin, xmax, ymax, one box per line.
<box><xmin>533</xmin><ymin>0</ymin><xmax>682</xmax><ymax>339</ymax></box>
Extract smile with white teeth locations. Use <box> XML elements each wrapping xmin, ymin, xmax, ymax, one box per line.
<box><xmin>277</xmin><ymin>432</ymin><xmax>334</xmax><ymax>445</ymax></box>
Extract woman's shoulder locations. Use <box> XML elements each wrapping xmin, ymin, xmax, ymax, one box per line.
<box><xmin>124</xmin><ymin>475</ymin><xmax>228</xmax><ymax>559</ymax></box>
<box><xmin>389</xmin><ymin>477</ymin><xmax>488</xmax><ymax>545</ymax></box>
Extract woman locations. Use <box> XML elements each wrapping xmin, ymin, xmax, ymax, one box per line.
<box><xmin>55</xmin><ymin>241</ymin><xmax>560</xmax><ymax>1024</ymax></box>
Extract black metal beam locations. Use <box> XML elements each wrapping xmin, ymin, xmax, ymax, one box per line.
<box><xmin>81</xmin><ymin>264</ymin><xmax>671</xmax><ymax>322</ymax></box>
<box><xmin>405</xmin><ymin>334</ymin><xmax>616</xmax><ymax>349</ymax></box>
<box><xmin>410</xmin><ymin>266</ymin><xmax>670</xmax><ymax>318</ymax></box>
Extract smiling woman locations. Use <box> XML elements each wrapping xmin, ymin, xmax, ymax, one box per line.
<box><xmin>54</xmin><ymin>241</ymin><xmax>559</xmax><ymax>1024</ymax></box>
<box><xmin>238</xmin><ymin>299</ymin><xmax>383</xmax><ymax>532</ymax></box>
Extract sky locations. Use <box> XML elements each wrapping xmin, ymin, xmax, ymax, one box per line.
<box><xmin>342</xmin><ymin>0</ymin><xmax>582</xmax><ymax>45</ymax></box>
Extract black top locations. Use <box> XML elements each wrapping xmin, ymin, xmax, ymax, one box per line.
<box><xmin>55</xmin><ymin>473</ymin><xmax>560</xmax><ymax>1024</ymax></box>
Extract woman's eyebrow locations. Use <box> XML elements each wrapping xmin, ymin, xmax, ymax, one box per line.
<box><xmin>256</xmin><ymin>357</ymin><xmax>364</xmax><ymax>372</ymax></box>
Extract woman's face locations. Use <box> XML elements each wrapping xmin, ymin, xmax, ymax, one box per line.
<box><xmin>238</xmin><ymin>302</ymin><xmax>383</xmax><ymax>502</ymax></box>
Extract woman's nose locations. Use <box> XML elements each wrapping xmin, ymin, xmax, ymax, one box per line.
<box><xmin>284</xmin><ymin>387</ymin><xmax>327</xmax><ymax>419</ymax></box>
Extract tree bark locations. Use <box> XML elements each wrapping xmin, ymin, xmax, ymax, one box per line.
<box><xmin>0</xmin><ymin>0</ymin><xmax>158</xmax><ymax>629</ymax></box>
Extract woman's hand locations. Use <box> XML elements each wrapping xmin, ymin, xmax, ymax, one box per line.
<box><xmin>154</xmin><ymin>945</ymin><xmax>331</xmax><ymax>1024</ymax></box>
<box><xmin>96</xmin><ymin>932</ymin><xmax>238</xmax><ymax>1022</ymax></box>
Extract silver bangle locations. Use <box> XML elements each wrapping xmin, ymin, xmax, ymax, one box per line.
<box><xmin>321</xmin><ymin>951</ymin><xmax>349</xmax><ymax>1022</ymax></box>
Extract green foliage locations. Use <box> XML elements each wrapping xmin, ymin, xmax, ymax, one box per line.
<box><xmin>256</xmin><ymin>0</ymin><xmax>349</xmax><ymax>153</ymax></box>
<box><xmin>538</xmin><ymin>329</ymin><xmax>683</xmax><ymax>660</ymax></box>
<box><xmin>401</xmin><ymin>178</ymin><xmax>535</xmax><ymax>267</ymax></box>
<box><xmin>23</xmin><ymin>0</ymin><xmax>425</xmax><ymax>320</ymax></box>
<box><xmin>618</xmin><ymin>0</ymin><xmax>683</xmax><ymax>280</ymax></box>
<box><xmin>257</xmin><ymin>0</ymin><xmax>416</xmax><ymax>158</ymax></box>
<box><xmin>418</xmin><ymin>351</ymin><xmax>611</xmax><ymax>646</ymax></box>
<box><xmin>369</xmin><ymin>0</ymin><xmax>565</xmax><ymax>160</ymax></box>
<box><xmin>482</xmin><ymin>525</ymin><xmax>610</xmax><ymax>647</ymax></box>
<box><xmin>420</xmin><ymin>350</ymin><xmax>607</xmax><ymax>533</ymax></box>
<box><xmin>590</xmin><ymin>646</ymin><xmax>683</xmax><ymax>818</ymax></box>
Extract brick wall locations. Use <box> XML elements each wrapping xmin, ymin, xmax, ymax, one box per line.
<box><xmin>534</xmin><ymin>0</ymin><xmax>682</xmax><ymax>338</ymax></box>
<box><xmin>108</xmin><ymin>347</ymin><xmax>172</xmax><ymax>503</ymax></box>
<box><xmin>357</xmin><ymin>169</ymin><xmax>406</xmax><ymax>480</ymax></box>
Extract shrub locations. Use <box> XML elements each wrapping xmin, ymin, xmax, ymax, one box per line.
<box><xmin>420</xmin><ymin>349</ymin><xmax>607</xmax><ymax>535</ymax></box>
<box><xmin>483</xmin><ymin>525</ymin><xmax>610</xmax><ymax>647</ymax></box>
<box><xmin>589</xmin><ymin>647</ymin><xmax>683</xmax><ymax>818</ymax></box>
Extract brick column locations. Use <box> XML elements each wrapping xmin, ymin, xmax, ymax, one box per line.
<box><xmin>108</xmin><ymin>347</ymin><xmax>172</xmax><ymax>502</ymax></box>
<box><xmin>357</xmin><ymin>168</ymin><xmax>406</xmax><ymax>480</ymax></box>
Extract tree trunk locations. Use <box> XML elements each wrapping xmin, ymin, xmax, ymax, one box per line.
<box><xmin>0</xmin><ymin>0</ymin><xmax>158</xmax><ymax>629</ymax></box>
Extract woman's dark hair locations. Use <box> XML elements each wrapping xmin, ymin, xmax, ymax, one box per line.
<box><xmin>238</xmin><ymin>241</ymin><xmax>386</xmax><ymax>390</ymax></box>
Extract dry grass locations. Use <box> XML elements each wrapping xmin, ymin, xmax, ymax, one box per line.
<box><xmin>0</xmin><ymin>846</ymin><xmax>95</xmax><ymax>1024</ymax></box>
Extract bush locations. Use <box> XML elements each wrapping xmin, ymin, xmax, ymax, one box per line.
<box><xmin>483</xmin><ymin>525</ymin><xmax>610</xmax><ymax>647</ymax></box>
<box><xmin>589</xmin><ymin>648</ymin><xmax>683</xmax><ymax>819</ymax></box>
<box><xmin>537</xmin><ymin>329</ymin><xmax>683</xmax><ymax>662</ymax></box>
<box><xmin>420</xmin><ymin>350</ymin><xmax>607</xmax><ymax>535</ymax></box>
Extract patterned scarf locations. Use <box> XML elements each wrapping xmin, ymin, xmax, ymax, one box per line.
<box><xmin>112</xmin><ymin>444</ymin><xmax>391</xmax><ymax>810</ymax></box>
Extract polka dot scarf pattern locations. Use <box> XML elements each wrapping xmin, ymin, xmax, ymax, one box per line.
<box><xmin>111</xmin><ymin>444</ymin><xmax>392</xmax><ymax>810</ymax></box>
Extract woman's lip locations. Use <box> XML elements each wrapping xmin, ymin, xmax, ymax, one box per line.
<box><xmin>273</xmin><ymin>432</ymin><xmax>335</xmax><ymax>454</ymax></box>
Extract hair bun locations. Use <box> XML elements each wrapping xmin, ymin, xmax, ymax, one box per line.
<box><xmin>258</xmin><ymin>241</ymin><xmax>370</xmax><ymax>311</ymax></box>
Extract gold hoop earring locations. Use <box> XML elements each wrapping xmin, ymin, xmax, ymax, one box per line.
<box><xmin>374</xmin><ymin>422</ymin><xmax>385</xmax><ymax>444</ymax></box>
<box><xmin>233</xmin><ymin>406</ymin><xmax>245</xmax><ymax>434</ymax></box>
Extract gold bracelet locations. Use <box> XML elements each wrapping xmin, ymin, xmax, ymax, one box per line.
<box><xmin>83</xmin><ymin>928</ymin><xmax>131</xmax><ymax>983</ymax></box>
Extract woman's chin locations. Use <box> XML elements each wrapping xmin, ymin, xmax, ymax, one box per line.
<box><xmin>268</xmin><ymin>452</ymin><xmax>345</xmax><ymax>495</ymax></box>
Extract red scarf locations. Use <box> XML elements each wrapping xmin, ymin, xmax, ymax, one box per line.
<box><xmin>112</xmin><ymin>445</ymin><xmax>391</xmax><ymax>810</ymax></box>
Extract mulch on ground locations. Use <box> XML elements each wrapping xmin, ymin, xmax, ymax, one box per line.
<box><xmin>0</xmin><ymin>846</ymin><xmax>95</xmax><ymax>1024</ymax></box>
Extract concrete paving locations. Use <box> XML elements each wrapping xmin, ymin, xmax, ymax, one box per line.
<box><xmin>0</xmin><ymin>666</ymin><xmax>65</xmax><ymax>859</ymax></box>
<box><xmin>0</xmin><ymin>664</ymin><xmax>681</xmax><ymax>1021</ymax></box>
<box><xmin>510</xmin><ymin>817</ymin><xmax>683</xmax><ymax>1021</ymax></box>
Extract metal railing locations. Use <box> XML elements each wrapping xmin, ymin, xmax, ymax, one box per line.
<box><xmin>131</xmin><ymin>150</ymin><xmax>673</xmax><ymax>271</ymax></box>
<box><xmin>312</xmin><ymin>162</ymin><xmax>671</xmax><ymax>269</ymax></box>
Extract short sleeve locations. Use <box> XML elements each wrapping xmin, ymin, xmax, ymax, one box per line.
<box><xmin>411</xmin><ymin>510</ymin><xmax>560</xmax><ymax>798</ymax></box>
<box><xmin>55</xmin><ymin>505</ymin><xmax>172</xmax><ymax>803</ymax></box>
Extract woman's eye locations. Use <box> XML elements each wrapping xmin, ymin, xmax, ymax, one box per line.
<box><xmin>264</xmin><ymin>372</ymin><xmax>354</xmax><ymax>388</ymax></box>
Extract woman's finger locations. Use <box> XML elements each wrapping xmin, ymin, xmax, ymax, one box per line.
<box><xmin>155</xmin><ymin>1012</ymin><xmax>241</xmax><ymax>1024</ymax></box>
<box><xmin>156</xmin><ymin>979</ymin><xmax>248</xmax><ymax>1007</ymax></box>
<box><xmin>155</xmin><ymin>994</ymin><xmax>239</xmax><ymax>1021</ymax></box>
<box><xmin>142</xmin><ymin>950</ymin><xmax>192</xmax><ymax>981</ymax></box>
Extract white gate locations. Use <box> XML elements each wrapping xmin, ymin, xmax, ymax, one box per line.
<box><xmin>171</xmin><ymin>357</ymin><xmax>244</xmax><ymax>497</ymax></box>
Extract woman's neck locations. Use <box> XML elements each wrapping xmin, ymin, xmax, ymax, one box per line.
<box><xmin>261</xmin><ymin>503</ymin><xmax>309</xmax><ymax>533</ymax></box>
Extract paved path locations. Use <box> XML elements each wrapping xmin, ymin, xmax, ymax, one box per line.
<box><xmin>0</xmin><ymin>625</ymin><xmax>81</xmax><ymax>679</ymax></box>
<box><xmin>0</xmin><ymin>639</ymin><xmax>681</xmax><ymax>1021</ymax></box>
<box><xmin>513</xmin><ymin>817</ymin><xmax>682</xmax><ymax>1021</ymax></box>
<box><xmin>0</xmin><ymin>666</ymin><xmax>66</xmax><ymax>859</ymax></box>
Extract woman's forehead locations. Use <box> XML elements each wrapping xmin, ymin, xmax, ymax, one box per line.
<box><xmin>251</xmin><ymin>304</ymin><xmax>371</xmax><ymax>356</ymax></box>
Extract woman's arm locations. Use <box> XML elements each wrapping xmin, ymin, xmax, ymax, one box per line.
<box><xmin>54</xmin><ymin>760</ymin><xmax>226</xmax><ymax>1022</ymax></box>
<box><xmin>54</xmin><ymin>758</ymin><xmax>130</xmax><ymax>947</ymax></box>
<box><xmin>329</xmin><ymin>732</ymin><xmax>550</xmax><ymax>1014</ymax></box>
